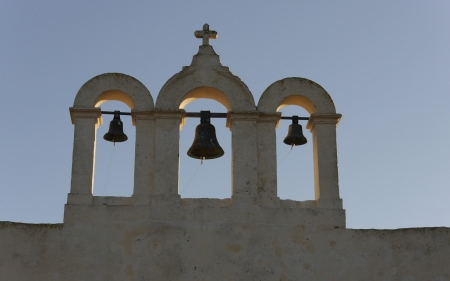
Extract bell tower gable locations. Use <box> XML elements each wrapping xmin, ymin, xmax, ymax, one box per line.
<box><xmin>156</xmin><ymin>24</ymin><xmax>255</xmax><ymax>112</ymax></box>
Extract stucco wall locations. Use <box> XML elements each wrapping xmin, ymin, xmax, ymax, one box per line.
<box><xmin>1</xmin><ymin>207</ymin><xmax>449</xmax><ymax>281</ymax></box>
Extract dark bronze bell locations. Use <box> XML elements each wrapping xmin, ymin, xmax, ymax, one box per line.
<box><xmin>103</xmin><ymin>111</ymin><xmax>128</xmax><ymax>143</ymax></box>
<box><xmin>283</xmin><ymin>116</ymin><xmax>307</xmax><ymax>146</ymax></box>
<box><xmin>187</xmin><ymin>111</ymin><xmax>224</xmax><ymax>160</ymax></box>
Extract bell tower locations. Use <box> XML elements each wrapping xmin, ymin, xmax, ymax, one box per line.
<box><xmin>65</xmin><ymin>23</ymin><xmax>344</xmax><ymax>228</ymax></box>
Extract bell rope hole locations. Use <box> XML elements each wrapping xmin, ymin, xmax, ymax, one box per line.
<box><xmin>179</xmin><ymin>99</ymin><xmax>231</xmax><ymax>198</ymax></box>
<box><xmin>94</xmin><ymin>101</ymin><xmax>135</xmax><ymax>197</ymax></box>
<box><xmin>276</xmin><ymin>105</ymin><xmax>313</xmax><ymax>201</ymax></box>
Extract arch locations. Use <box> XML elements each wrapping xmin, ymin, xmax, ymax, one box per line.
<box><xmin>156</xmin><ymin>69</ymin><xmax>255</xmax><ymax>111</ymax></box>
<box><xmin>256</xmin><ymin>77</ymin><xmax>342</xmax><ymax>210</ymax></box>
<box><xmin>258</xmin><ymin>77</ymin><xmax>336</xmax><ymax>114</ymax></box>
<box><xmin>153</xmin><ymin>66</ymin><xmax>257</xmax><ymax>200</ymax></box>
<box><xmin>68</xmin><ymin>73</ymin><xmax>155</xmax><ymax>205</ymax></box>
<box><xmin>74</xmin><ymin>73</ymin><xmax>154</xmax><ymax>111</ymax></box>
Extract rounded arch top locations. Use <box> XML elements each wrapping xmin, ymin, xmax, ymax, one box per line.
<box><xmin>179</xmin><ymin>86</ymin><xmax>232</xmax><ymax>111</ymax></box>
<box><xmin>74</xmin><ymin>73</ymin><xmax>154</xmax><ymax>111</ymax></box>
<box><xmin>155</xmin><ymin>68</ymin><xmax>255</xmax><ymax>111</ymax></box>
<box><xmin>258</xmin><ymin>77</ymin><xmax>336</xmax><ymax>114</ymax></box>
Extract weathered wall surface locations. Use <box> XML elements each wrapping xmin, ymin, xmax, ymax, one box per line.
<box><xmin>1</xmin><ymin>207</ymin><xmax>449</xmax><ymax>281</ymax></box>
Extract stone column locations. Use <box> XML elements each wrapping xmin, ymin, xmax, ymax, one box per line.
<box><xmin>306</xmin><ymin>113</ymin><xmax>343</xmax><ymax>209</ymax></box>
<box><xmin>227</xmin><ymin>112</ymin><xmax>259</xmax><ymax>206</ymax></box>
<box><xmin>256</xmin><ymin>113</ymin><xmax>281</xmax><ymax>207</ymax></box>
<box><xmin>153</xmin><ymin>110</ymin><xmax>184</xmax><ymax>202</ymax></box>
<box><xmin>131</xmin><ymin>110</ymin><xmax>155</xmax><ymax>205</ymax></box>
<box><xmin>67</xmin><ymin>108</ymin><xmax>102</xmax><ymax>205</ymax></box>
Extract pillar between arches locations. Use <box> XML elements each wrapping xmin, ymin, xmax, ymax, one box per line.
<box><xmin>256</xmin><ymin>113</ymin><xmax>281</xmax><ymax>207</ymax></box>
<box><xmin>131</xmin><ymin>110</ymin><xmax>155</xmax><ymax>205</ymax></box>
<box><xmin>67</xmin><ymin>108</ymin><xmax>102</xmax><ymax>205</ymax></box>
<box><xmin>306</xmin><ymin>113</ymin><xmax>343</xmax><ymax>209</ymax></box>
<box><xmin>153</xmin><ymin>110</ymin><xmax>184</xmax><ymax>200</ymax></box>
<box><xmin>226</xmin><ymin>112</ymin><xmax>259</xmax><ymax>206</ymax></box>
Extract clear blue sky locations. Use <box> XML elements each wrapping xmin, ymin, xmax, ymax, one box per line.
<box><xmin>0</xmin><ymin>1</ymin><xmax>449</xmax><ymax>229</ymax></box>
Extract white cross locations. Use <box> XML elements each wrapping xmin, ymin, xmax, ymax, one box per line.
<box><xmin>194</xmin><ymin>23</ymin><xmax>218</xmax><ymax>46</ymax></box>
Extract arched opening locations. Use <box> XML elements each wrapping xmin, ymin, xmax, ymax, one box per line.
<box><xmin>179</xmin><ymin>98</ymin><xmax>231</xmax><ymax>199</ymax></box>
<box><xmin>276</xmin><ymin>105</ymin><xmax>313</xmax><ymax>201</ymax></box>
<box><xmin>93</xmin><ymin>100</ymin><xmax>135</xmax><ymax>197</ymax></box>
<box><xmin>276</xmin><ymin>95</ymin><xmax>316</xmax><ymax>115</ymax></box>
<box><xmin>180</xmin><ymin>87</ymin><xmax>231</xmax><ymax>111</ymax></box>
<box><xmin>94</xmin><ymin>90</ymin><xmax>135</xmax><ymax>109</ymax></box>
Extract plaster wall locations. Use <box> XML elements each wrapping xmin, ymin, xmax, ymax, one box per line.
<box><xmin>1</xmin><ymin>212</ymin><xmax>449</xmax><ymax>281</ymax></box>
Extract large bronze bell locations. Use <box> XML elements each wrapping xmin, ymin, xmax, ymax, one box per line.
<box><xmin>187</xmin><ymin>111</ymin><xmax>224</xmax><ymax>160</ymax></box>
<box><xmin>103</xmin><ymin>111</ymin><xmax>128</xmax><ymax>143</ymax></box>
<box><xmin>283</xmin><ymin>116</ymin><xmax>307</xmax><ymax>146</ymax></box>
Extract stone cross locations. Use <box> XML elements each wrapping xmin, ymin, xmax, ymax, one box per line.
<box><xmin>194</xmin><ymin>23</ymin><xmax>218</xmax><ymax>46</ymax></box>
